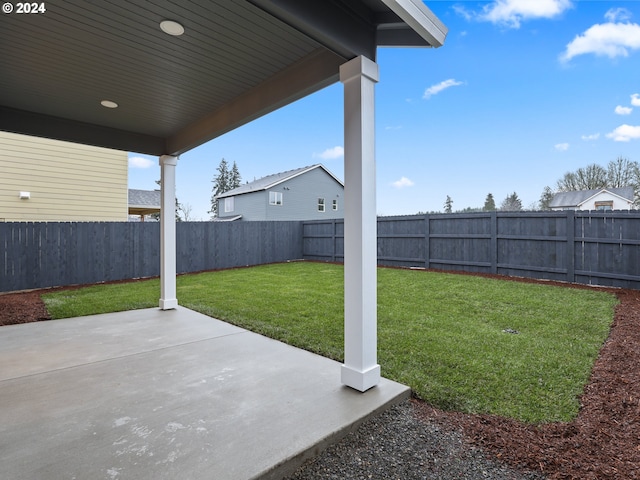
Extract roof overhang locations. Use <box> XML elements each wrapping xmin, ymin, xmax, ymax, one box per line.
<box><xmin>0</xmin><ymin>1</ymin><xmax>446</xmax><ymax>157</ymax></box>
<box><xmin>128</xmin><ymin>206</ymin><xmax>161</xmax><ymax>217</ymax></box>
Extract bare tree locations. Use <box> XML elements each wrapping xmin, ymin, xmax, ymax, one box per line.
<box><xmin>179</xmin><ymin>202</ymin><xmax>194</xmax><ymax>221</ymax></box>
<box><xmin>556</xmin><ymin>164</ymin><xmax>607</xmax><ymax>192</ymax></box>
<box><xmin>552</xmin><ymin>157</ymin><xmax>639</xmax><ymax>206</ymax></box>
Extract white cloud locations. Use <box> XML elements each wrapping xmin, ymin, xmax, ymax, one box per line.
<box><xmin>453</xmin><ymin>4</ymin><xmax>473</xmax><ymax>22</ymax></box>
<box><xmin>392</xmin><ymin>177</ymin><xmax>415</xmax><ymax>188</ymax></box>
<box><xmin>631</xmin><ymin>93</ymin><xmax>640</xmax><ymax>106</ymax></box>
<box><xmin>423</xmin><ymin>79</ymin><xmax>464</xmax><ymax>99</ymax></box>
<box><xmin>560</xmin><ymin>21</ymin><xmax>640</xmax><ymax>63</ymax></box>
<box><xmin>581</xmin><ymin>133</ymin><xmax>600</xmax><ymax>141</ymax></box>
<box><xmin>605</xmin><ymin>8</ymin><xmax>632</xmax><ymax>23</ymax></box>
<box><xmin>128</xmin><ymin>156</ymin><xmax>154</xmax><ymax>169</ymax></box>
<box><xmin>385</xmin><ymin>125</ymin><xmax>403</xmax><ymax>131</ymax></box>
<box><xmin>313</xmin><ymin>146</ymin><xmax>343</xmax><ymax>160</ymax></box>
<box><xmin>554</xmin><ymin>142</ymin><xmax>570</xmax><ymax>151</ymax></box>
<box><xmin>477</xmin><ymin>0</ymin><xmax>573</xmax><ymax>29</ymax></box>
<box><xmin>606</xmin><ymin>124</ymin><xmax>640</xmax><ymax>142</ymax></box>
<box><xmin>615</xmin><ymin>105</ymin><xmax>633</xmax><ymax>115</ymax></box>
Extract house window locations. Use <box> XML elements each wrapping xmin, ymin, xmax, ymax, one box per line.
<box><xmin>318</xmin><ymin>197</ymin><xmax>325</xmax><ymax>212</ymax></box>
<box><xmin>332</xmin><ymin>199</ymin><xmax>338</xmax><ymax>211</ymax></box>
<box><xmin>269</xmin><ymin>191</ymin><xmax>283</xmax><ymax>206</ymax></box>
<box><xmin>224</xmin><ymin>197</ymin><xmax>234</xmax><ymax>213</ymax></box>
<box><xmin>595</xmin><ymin>201</ymin><xmax>613</xmax><ymax>211</ymax></box>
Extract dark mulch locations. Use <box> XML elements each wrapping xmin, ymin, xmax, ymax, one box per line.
<box><xmin>0</xmin><ymin>291</ymin><xmax>51</xmax><ymax>325</ymax></box>
<box><xmin>2</xmin><ymin>273</ymin><xmax>639</xmax><ymax>479</ymax></box>
<box><xmin>421</xmin><ymin>286</ymin><xmax>640</xmax><ymax>480</ymax></box>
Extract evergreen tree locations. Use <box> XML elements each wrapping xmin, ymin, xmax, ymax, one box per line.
<box><xmin>500</xmin><ymin>192</ymin><xmax>522</xmax><ymax>211</ymax></box>
<box><xmin>539</xmin><ymin>186</ymin><xmax>555</xmax><ymax>210</ymax></box>
<box><xmin>444</xmin><ymin>195</ymin><xmax>453</xmax><ymax>214</ymax></box>
<box><xmin>483</xmin><ymin>193</ymin><xmax>496</xmax><ymax>211</ymax></box>
<box><xmin>209</xmin><ymin>158</ymin><xmax>230</xmax><ymax>218</ymax></box>
<box><xmin>230</xmin><ymin>161</ymin><xmax>241</xmax><ymax>190</ymax></box>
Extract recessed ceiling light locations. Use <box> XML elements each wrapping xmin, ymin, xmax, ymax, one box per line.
<box><xmin>160</xmin><ymin>20</ymin><xmax>184</xmax><ymax>36</ymax></box>
<box><xmin>101</xmin><ymin>100</ymin><xmax>118</xmax><ymax>108</ymax></box>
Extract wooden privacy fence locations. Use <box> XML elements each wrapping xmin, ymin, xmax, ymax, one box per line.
<box><xmin>302</xmin><ymin>211</ymin><xmax>640</xmax><ymax>289</ymax></box>
<box><xmin>3</xmin><ymin>212</ymin><xmax>640</xmax><ymax>293</ymax></box>
<box><xmin>0</xmin><ymin>221</ymin><xmax>302</xmax><ymax>292</ymax></box>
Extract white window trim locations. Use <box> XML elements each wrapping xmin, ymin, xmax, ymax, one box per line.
<box><xmin>224</xmin><ymin>196</ymin><xmax>234</xmax><ymax>213</ymax></box>
<box><xmin>269</xmin><ymin>191</ymin><xmax>283</xmax><ymax>206</ymax></box>
<box><xmin>318</xmin><ymin>197</ymin><xmax>325</xmax><ymax>212</ymax></box>
<box><xmin>332</xmin><ymin>199</ymin><xmax>338</xmax><ymax>211</ymax></box>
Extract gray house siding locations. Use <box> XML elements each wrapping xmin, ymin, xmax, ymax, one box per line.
<box><xmin>218</xmin><ymin>165</ymin><xmax>344</xmax><ymax>221</ymax></box>
<box><xmin>266</xmin><ymin>167</ymin><xmax>342</xmax><ymax>220</ymax></box>
<box><xmin>221</xmin><ymin>191</ymin><xmax>266</xmax><ymax>220</ymax></box>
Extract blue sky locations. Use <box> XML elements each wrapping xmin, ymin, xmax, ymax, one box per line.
<box><xmin>128</xmin><ymin>0</ymin><xmax>640</xmax><ymax>220</ymax></box>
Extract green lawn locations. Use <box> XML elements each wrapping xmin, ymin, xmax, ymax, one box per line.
<box><xmin>42</xmin><ymin>262</ymin><xmax>617</xmax><ymax>423</ymax></box>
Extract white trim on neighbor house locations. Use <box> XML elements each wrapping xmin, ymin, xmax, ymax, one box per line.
<box><xmin>265</xmin><ymin>164</ymin><xmax>344</xmax><ymax>191</ymax></box>
<box><xmin>578</xmin><ymin>189</ymin><xmax>633</xmax><ymax>210</ymax></box>
<box><xmin>216</xmin><ymin>164</ymin><xmax>344</xmax><ymax>200</ymax></box>
<box><xmin>550</xmin><ymin>187</ymin><xmax>635</xmax><ymax>211</ymax></box>
<box><xmin>269</xmin><ymin>191</ymin><xmax>283</xmax><ymax>206</ymax></box>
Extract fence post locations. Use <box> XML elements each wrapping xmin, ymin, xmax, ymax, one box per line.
<box><xmin>332</xmin><ymin>219</ymin><xmax>337</xmax><ymax>262</ymax></box>
<box><xmin>424</xmin><ymin>214</ymin><xmax>430</xmax><ymax>269</ymax></box>
<box><xmin>490</xmin><ymin>211</ymin><xmax>498</xmax><ymax>274</ymax></box>
<box><xmin>566</xmin><ymin>210</ymin><xmax>575</xmax><ymax>283</ymax></box>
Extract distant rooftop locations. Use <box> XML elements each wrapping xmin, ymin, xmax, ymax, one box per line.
<box><xmin>216</xmin><ymin>164</ymin><xmax>343</xmax><ymax>199</ymax></box>
<box><xmin>128</xmin><ymin>189</ymin><xmax>161</xmax><ymax>218</ymax></box>
<box><xmin>550</xmin><ymin>187</ymin><xmax>634</xmax><ymax>208</ymax></box>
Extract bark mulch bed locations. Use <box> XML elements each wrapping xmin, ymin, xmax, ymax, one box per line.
<box><xmin>412</xmin><ymin>280</ymin><xmax>640</xmax><ymax>480</ymax></box>
<box><xmin>1</xmin><ymin>276</ymin><xmax>639</xmax><ymax>479</ymax></box>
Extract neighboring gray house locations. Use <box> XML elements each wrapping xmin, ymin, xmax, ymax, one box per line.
<box><xmin>549</xmin><ymin>187</ymin><xmax>635</xmax><ymax>211</ymax></box>
<box><xmin>128</xmin><ymin>189</ymin><xmax>161</xmax><ymax>221</ymax></box>
<box><xmin>216</xmin><ymin>164</ymin><xmax>344</xmax><ymax>221</ymax></box>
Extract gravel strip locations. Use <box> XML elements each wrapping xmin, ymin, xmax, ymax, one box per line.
<box><xmin>285</xmin><ymin>400</ymin><xmax>544</xmax><ymax>480</ymax></box>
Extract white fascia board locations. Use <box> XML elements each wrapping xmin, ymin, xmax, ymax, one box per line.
<box><xmin>578</xmin><ymin>189</ymin><xmax>633</xmax><ymax>207</ymax></box>
<box><xmin>263</xmin><ymin>165</ymin><xmax>317</xmax><ymax>190</ymax></box>
<box><xmin>266</xmin><ymin>164</ymin><xmax>344</xmax><ymax>189</ymax></box>
<box><xmin>380</xmin><ymin>0</ymin><xmax>448</xmax><ymax>47</ymax></box>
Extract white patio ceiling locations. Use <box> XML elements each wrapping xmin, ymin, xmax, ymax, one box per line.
<box><xmin>0</xmin><ymin>0</ymin><xmax>446</xmax><ymax>157</ymax></box>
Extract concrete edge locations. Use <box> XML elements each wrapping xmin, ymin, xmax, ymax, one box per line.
<box><xmin>253</xmin><ymin>386</ymin><xmax>412</xmax><ymax>480</ymax></box>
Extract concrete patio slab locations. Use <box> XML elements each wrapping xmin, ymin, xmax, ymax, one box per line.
<box><xmin>0</xmin><ymin>307</ymin><xmax>410</xmax><ymax>480</ymax></box>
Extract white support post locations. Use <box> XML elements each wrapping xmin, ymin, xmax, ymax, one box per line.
<box><xmin>340</xmin><ymin>56</ymin><xmax>381</xmax><ymax>392</ymax></box>
<box><xmin>159</xmin><ymin>155</ymin><xmax>178</xmax><ymax>310</ymax></box>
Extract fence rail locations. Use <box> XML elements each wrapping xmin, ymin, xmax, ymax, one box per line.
<box><xmin>0</xmin><ymin>221</ymin><xmax>302</xmax><ymax>292</ymax></box>
<box><xmin>3</xmin><ymin>212</ymin><xmax>640</xmax><ymax>293</ymax></box>
<box><xmin>303</xmin><ymin>211</ymin><xmax>640</xmax><ymax>289</ymax></box>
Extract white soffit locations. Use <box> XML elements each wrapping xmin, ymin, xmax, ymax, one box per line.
<box><xmin>381</xmin><ymin>0</ymin><xmax>447</xmax><ymax>47</ymax></box>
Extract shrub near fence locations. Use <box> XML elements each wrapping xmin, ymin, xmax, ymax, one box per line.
<box><xmin>302</xmin><ymin>211</ymin><xmax>640</xmax><ymax>289</ymax></box>
<box><xmin>0</xmin><ymin>221</ymin><xmax>303</xmax><ymax>292</ymax></box>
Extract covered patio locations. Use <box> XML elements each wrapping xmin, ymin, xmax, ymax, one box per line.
<box><xmin>0</xmin><ymin>307</ymin><xmax>409</xmax><ymax>479</ymax></box>
<box><xmin>1</xmin><ymin>1</ymin><xmax>446</xmax><ymax>477</ymax></box>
